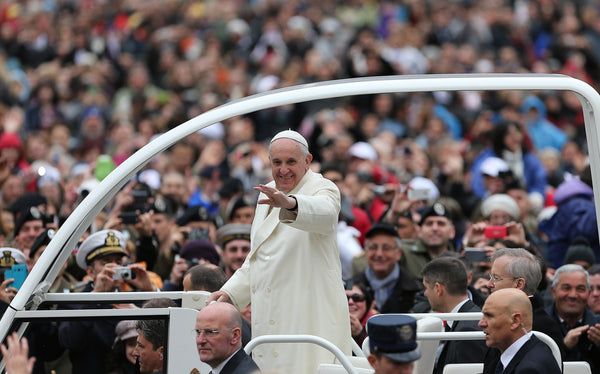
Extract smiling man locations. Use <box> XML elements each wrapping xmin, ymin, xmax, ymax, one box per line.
<box><xmin>400</xmin><ymin>203</ymin><xmax>456</xmax><ymax>281</ymax></box>
<box><xmin>545</xmin><ymin>264</ymin><xmax>600</xmax><ymax>371</ymax></box>
<box><xmin>194</xmin><ymin>302</ymin><xmax>258</xmax><ymax>374</ymax></box>
<box><xmin>353</xmin><ymin>223</ymin><xmax>421</xmax><ymax>313</ymax></box>
<box><xmin>208</xmin><ymin>130</ymin><xmax>351</xmax><ymax>374</ymax></box>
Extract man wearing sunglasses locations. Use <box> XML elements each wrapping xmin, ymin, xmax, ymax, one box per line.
<box><xmin>194</xmin><ymin>302</ymin><xmax>259</xmax><ymax>374</ymax></box>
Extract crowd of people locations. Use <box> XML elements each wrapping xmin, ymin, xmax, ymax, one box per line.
<box><xmin>1</xmin><ymin>0</ymin><xmax>600</xmax><ymax>373</ymax></box>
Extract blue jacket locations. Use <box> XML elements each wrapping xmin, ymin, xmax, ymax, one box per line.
<box><xmin>521</xmin><ymin>95</ymin><xmax>567</xmax><ymax>151</ymax></box>
<box><xmin>470</xmin><ymin>148</ymin><xmax>548</xmax><ymax>199</ymax></box>
<box><xmin>544</xmin><ymin>178</ymin><xmax>599</xmax><ymax>268</ymax></box>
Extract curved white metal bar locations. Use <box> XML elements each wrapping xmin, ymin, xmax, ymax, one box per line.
<box><xmin>2</xmin><ymin>73</ymin><xmax>600</xmax><ymax>357</ymax></box>
<box><xmin>244</xmin><ymin>334</ymin><xmax>359</xmax><ymax>374</ymax></box>
<box><xmin>417</xmin><ymin>331</ymin><xmax>561</xmax><ymax>368</ymax></box>
<box><xmin>404</xmin><ymin>312</ymin><xmax>483</xmax><ymax>321</ymax></box>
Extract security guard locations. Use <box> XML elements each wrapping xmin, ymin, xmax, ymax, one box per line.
<box><xmin>367</xmin><ymin>314</ymin><xmax>421</xmax><ymax>374</ymax></box>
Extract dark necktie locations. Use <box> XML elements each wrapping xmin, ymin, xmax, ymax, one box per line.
<box><xmin>444</xmin><ymin>321</ymin><xmax>451</xmax><ymax>332</ymax></box>
<box><xmin>495</xmin><ymin>362</ymin><xmax>503</xmax><ymax>374</ymax></box>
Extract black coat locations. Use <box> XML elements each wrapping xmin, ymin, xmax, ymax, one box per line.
<box><xmin>352</xmin><ymin>267</ymin><xmax>421</xmax><ymax>313</ymax></box>
<box><xmin>220</xmin><ymin>348</ymin><xmax>261</xmax><ymax>374</ymax></box>
<box><xmin>434</xmin><ymin>300</ymin><xmax>487</xmax><ymax>374</ymax></box>
<box><xmin>545</xmin><ymin>303</ymin><xmax>600</xmax><ymax>372</ymax></box>
<box><xmin>482</xmin><ymin>293</ymin><xmax>567</xmax><ymax>374</ymax></box>
<box><xmin>57</xmin><ymin>282</ymin><xmax>118</xmax><ymax>374</ymax></box>
<box><xmin>483</xmin><ymin>335</ymin><xmax>561</xmax><ymax>374</ymax></box>
<box><xmin>530</xmin><ymin>293</ymin><xmax>567</xmax><ymax>359</ymax></box>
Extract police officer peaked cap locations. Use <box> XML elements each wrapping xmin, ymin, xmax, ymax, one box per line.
<box><xmin>176</xmin><ymin>206</ymin><xmax>210</xmax><ymax>226</ymax></box>
<box><xmin>367</xmin><ymin>314</ymin><xmax>421</xmax><ymax>363</ymax></box>
<box><xmin>76</xmin><ymin>229</ymin><xmax>127</xmax><ymax>269</ymax></box>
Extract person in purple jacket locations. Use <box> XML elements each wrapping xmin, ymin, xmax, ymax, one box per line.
<box><xmin>543</xmin><ymin>164</ymin><xmax>599</xmax><ymax>269</ymax></box>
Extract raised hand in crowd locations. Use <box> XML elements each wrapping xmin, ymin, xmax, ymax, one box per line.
<box><xmin>1</xmin><ymin>333</ymin><xmax>35</xmax><ymax>374</ymax></box>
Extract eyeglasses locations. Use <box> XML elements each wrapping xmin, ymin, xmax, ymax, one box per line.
<box><xmin>191</xmin><ymin>328</ymin><xmax>231</xmax><ymax>338</ymax></box>
<box><xmin>365</xmin><ymin>245</ymin><xmax>397</xmax><ymax>252</ymax></box>
<box><xmin>488</xmin><ymin>274</ymin><xmax>518</xmax><ymax>285</ymax></box>
<box><xmin>346</xmin><ymin>293</ymin><xmax>366</xmax><ymax>302</ymax></box>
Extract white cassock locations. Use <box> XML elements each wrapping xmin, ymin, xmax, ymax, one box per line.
<box><xmin>221</xmin><ymin>169</ymin><xmax>352</xmax><ymax>374</ymax></box>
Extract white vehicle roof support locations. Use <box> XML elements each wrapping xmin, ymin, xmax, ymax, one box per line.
<box><xmin>2</xmin><ymin>73</ymin><xmax>600</xmax><ymax>358</ymax></box>
<box><xmin>244</xmin><ymin>334</ymin><xmax>360</xmax><ymax>374</ymax></box>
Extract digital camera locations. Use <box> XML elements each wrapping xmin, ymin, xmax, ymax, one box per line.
<box><xmin>112</xmin><ymin>266</ymin><xmax>136</xmax><ymax>281</ymax></box>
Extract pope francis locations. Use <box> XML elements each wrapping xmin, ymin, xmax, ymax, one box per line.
<box><xmin>209</xmin><ymin>130</ymin><xmax>352</xmax><ymax>374</ymax></box>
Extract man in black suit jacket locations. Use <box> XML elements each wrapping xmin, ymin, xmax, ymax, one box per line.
<box><xmin>195</xmin><ymin>302</ymin><xmax>259</xmax><ymax>374</ymax></box>
<box><xmin>421</xmin><ymin>257</ymin><xmax>487</xmax><ymax>374</ymax></box>
<box><xmin>479</xmin><ymin>288</ymin><xmax>561</xmax><ymax>374</ymax></box>
<box><xmin>483</xmin><ymin>248</ymin><xmax>566</xmax><ymax>369</ymax></box>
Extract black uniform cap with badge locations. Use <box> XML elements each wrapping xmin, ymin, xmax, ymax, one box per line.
<box><xmin>13</xmin><ymin>205</ymin><xmax>50</xmax><ymax>238</ymax></box>
<box><xmin>29</xmin><ymin>228</ymin><xmax>56</xmax><ymax>259</ymax></box>
<box><xmin>148</xmin><ymin>196</ymin><xmax>175</xmax><ymax>217</ymax></box>
<box><xmin>10</xmin><ymin>193</ymin><xmax>49</xmax><ymax>235</ymax></box>
<box><xmin>367</xmin><ymin>314</ymin><xmax>421</xmax><ymax>363</ymax></box>
<box><xmin>418</xmin><ymin>202</ymin><xmax>451</xmax><ymax>226</ymax></box>
<box><xmin>176</xmin><ymin>205</ymin><xmax>210</xmax><ymax>226</ymax></box>
<box><xmin>75</xmin><ymin>229</ymin><xmax>128</xmax><ymax>269</ymax></box>
<box><xmin>176</xmin><ymin>206</ymin><xmax>212</xmax><ymax>241</ymax></box>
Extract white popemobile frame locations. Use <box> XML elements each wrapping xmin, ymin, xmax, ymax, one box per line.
<box><xmin>0</xmin><ymin>74</ymin><xmax>599</xmax><ymax>373</ymax></box>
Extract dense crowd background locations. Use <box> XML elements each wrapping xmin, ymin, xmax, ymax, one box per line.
<box><xmin>0</xmin><ymin>0</ymin><xmax>597</xmax><ymax>249</ymax></box>
<box><xmin>2</xmin><ymin>0</ymin><xmax>600</xmax><ymax>373</ymax></box>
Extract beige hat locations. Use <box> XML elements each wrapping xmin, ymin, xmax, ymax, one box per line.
<box><xmin>216</xmin><ymin>223</ymin><xmax>251</xmax><ymax>247</ymax></box>
<box><xmin>114</xmin><ymin>320</ymin><xmax>138</xmax><ymax>344</ymax></box>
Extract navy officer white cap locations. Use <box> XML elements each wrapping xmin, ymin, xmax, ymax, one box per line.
<box><xmin>0</xmin><ymin>248</ymin><xmax>26</xmax><ymax>268</ymax></box>
<box><xmin>76</xmin><ymin>229</ymin><xmax>127</xmax><ymax>269</ymax></box>
<box><xmin>270</xmin><ymin>129</ymin><xmax>309</xmax><ymax>150</ymax></box>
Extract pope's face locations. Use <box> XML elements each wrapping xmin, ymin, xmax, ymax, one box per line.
<box><xmin>269</xmin><ymin>139</ymin><xmax>311</xmax><ymax>193</ymax></box>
